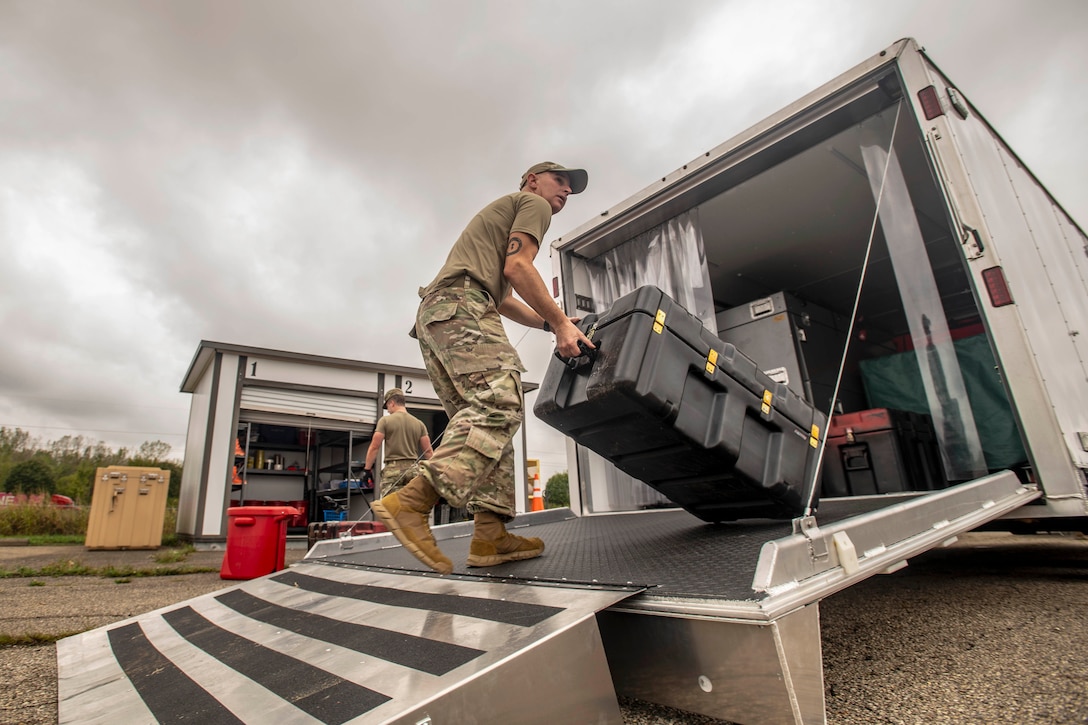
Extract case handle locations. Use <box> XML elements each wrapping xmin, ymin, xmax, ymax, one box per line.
<box><xmin>554</xmin><ymin>340</ymin><xmax>599</xmax><ymax>371</ymax></box>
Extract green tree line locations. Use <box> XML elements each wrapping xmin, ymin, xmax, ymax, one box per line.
<box><xmin>0</xmin><ymin>427</ymin><xmax>183</xmax><ymax>504</ymax></box>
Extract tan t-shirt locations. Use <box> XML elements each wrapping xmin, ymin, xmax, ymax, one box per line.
<box><xmin>375</xmin><ymin>410</ymin><xmax>428</xmax><ymax>462</ymax></box>
<box><xmin>421</xmin><ymin>191</ymin><xmax>552</xmax><ymax>302</ymax></box>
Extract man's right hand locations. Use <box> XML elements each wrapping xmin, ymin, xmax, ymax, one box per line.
<box><xmin>555</xmin><ymin>319</ymin><xmax>595</xmax><ymax>359</ymax></box>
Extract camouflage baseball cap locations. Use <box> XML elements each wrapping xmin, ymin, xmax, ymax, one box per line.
<box><xmin>520</xmin><ymin>162</ymin><xmax>588</xmax><ymax>194</ymax></box>
<box><xmin>384</xmin><ymin>388</ymin><xmax>403</xmax><ymax>406</ymax></box>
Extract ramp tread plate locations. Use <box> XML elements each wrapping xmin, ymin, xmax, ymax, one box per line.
<box><xmin>271</xmin><ymin>569</ymin><xmax>564</xmax><ymax>626</ymax></box>
<box><xmin>317</xmin><ymin>509</ymin><xmax>787</xmax><ymax>600</ymax></box>
<box><xmin>58</xmin><ymin>564</ymin><xmax>639</xmax><ymax>724</ymax></box>
<box><xmin>313</xmin><ymin>499</ymin><xmax>915</xmax><ymax>602</ymax></box>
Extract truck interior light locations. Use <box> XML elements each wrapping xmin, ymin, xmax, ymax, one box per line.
<box><xmin>877</xmin><ymin>73</ymin><xmax>903</xmax><ymax>101</ymax></box>
<box><xmin>982</xmin><ymin>266</ymin><xmax>1014</xmax><ymax>307</ymax></box>
<box><xmin>918</xmin><ymin>85</ymin><xmax>944</xmax><ymax>120</ymax></box>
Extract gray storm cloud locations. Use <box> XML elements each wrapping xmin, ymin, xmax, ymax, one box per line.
<box><xmin>0</xmin><ymin>0</ymin><xmax>1085</xmax><ymax>458</ymax></box>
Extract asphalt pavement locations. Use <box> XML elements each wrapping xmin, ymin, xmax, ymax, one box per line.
<box><xmin>1</xmin><ymin>531</ymin><xmax>1086</xmax><ymax>725</ymax></box>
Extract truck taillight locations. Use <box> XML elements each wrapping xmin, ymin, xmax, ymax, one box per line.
<box><xmin>918</xmin><ymin>86</ymin><xmax>944</xmax><ymax>120</ymax></box>
<box><xmin>982</xmin><ymin>266</ymin><xmax>1014</xmax><ymax>307</ymax></box>
<box><xmin>552</xmin><ymin>276</ymin><xmax>559</xmax><ymax>298</ymax></box>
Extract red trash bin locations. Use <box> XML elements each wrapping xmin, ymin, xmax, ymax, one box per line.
<box><xmin>220</xmin><ymin>505</ymin><xmax>299</xmax><ymax>580</ymax></box>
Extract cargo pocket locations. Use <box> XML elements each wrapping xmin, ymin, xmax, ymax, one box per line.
<box><xmin>449</xmin><ymin>343</ymin><xmax>526</xmax><ymax>375</ymax></box>
<box><xmin>462</xmin><ymin>289</ymin><xmax>497</xmax><ymax>319</ymax></box>
<box><xmin>419</xmin><ymin>300</ymin><xmax>469</xmax><ymax>349</ymax></box>
<box><xmin>419</xmin><ymin>300</ymin><xmax>459</xmax><ymax>328</ymax></box>
<box><xmin>465</xmin><ymin>425</ymin><xmax>505</xmax><ymax>463</ymax></box>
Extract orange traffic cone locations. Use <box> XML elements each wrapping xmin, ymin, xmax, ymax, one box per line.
<box><xmin>530</xmin><ymin>472</ymin><xmax>544</xmax><ymax>511</ymax></box>
<box><xmin>232</xmin><ymin>466</ymin><xmax>243</xmax><ymax>485</ymax></box>
<box><xmin>234</xmin><ymin>438</ymin><xmax>245</xmax><ymax>457</ymax></box>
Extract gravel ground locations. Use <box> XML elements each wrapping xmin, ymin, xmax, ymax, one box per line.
<box><xmin>820</xmin><ymin>531</ymin><xmax>1088</xmax><ymax>725</ymax></box>
<box><xmin>1</xmin><ymin>532</ymin><xmax>1086</xmax><ymax>725</ymax></box>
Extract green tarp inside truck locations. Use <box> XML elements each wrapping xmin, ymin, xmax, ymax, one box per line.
<box><xmin>859</xmin><ymin>335</ymin><xmax>1028</xmax><ymax>471</ymax></box>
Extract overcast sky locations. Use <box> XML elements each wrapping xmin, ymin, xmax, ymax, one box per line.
<box><xmin>2</xmin><ymin>0</ymin><xmax>1086</xmax><ymax>478</ymax></box>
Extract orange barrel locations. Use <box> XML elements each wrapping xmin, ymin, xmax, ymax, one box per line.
<box><xmin>220</xmin><ymin>505</ymin><xmax>299</xmax><ymax>580</ymax></box>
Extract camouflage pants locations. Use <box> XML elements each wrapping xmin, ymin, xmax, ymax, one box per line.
<box><xmin>415</xmin><ymin>287</ymin><xmax>525</xmax><ymax>520</ymax></box>
<box><xmin>379</xmin><ymin>459</ymin><xmax>421</xmax><ymax>498</ymax></box>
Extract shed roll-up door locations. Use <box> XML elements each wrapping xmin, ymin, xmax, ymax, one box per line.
<box><xmin>240</xmin><ymin>387</ymin><xmax>378</xmax><ymax>426</ymax></box>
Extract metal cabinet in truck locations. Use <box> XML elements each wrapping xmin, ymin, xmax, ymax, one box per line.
<box><xmin>58</xmin><ymin>38</ymin><xmax>1086</xmax><ymax>725</ymax></box>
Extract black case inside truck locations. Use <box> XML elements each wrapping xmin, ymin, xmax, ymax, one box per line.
<box><xmin>534</xmin><ymin>285</ymin><xmax>827</xmax><ymax>521</ymax></box>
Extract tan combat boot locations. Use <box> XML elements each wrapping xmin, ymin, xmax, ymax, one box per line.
<box><xmin>371</xmin><ymin>475</ymin><xmax>453</xmax><ymax>575</ymax></box>
<box><xmin>466</xmin><ymin>510</ymin><xmax>545</xmax><ymax>567</ymax></box>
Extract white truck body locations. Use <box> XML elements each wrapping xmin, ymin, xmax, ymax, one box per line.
<box><xmin>550</xmin><ymin>37</ymin><xmax>1088</xmax><ymax>526</ymax></box>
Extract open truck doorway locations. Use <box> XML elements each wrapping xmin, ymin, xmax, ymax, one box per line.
<box><xmin>555</xmin><ymin>46</ymin><xmax>1046</xmax><ymax>520</ymax></box>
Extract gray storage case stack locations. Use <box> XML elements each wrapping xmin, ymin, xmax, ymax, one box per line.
<box><xmin>716</xmin><ymin>291</ymin><xmax>863</xmax><ymax>413</ymax></box>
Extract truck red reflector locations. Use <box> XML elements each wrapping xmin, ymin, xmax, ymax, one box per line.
<box><xmin>982</xmin><ymin>266</ymin><xmax>1014</xmax><ymax>307</ymax></box>
<box><xmin>552</xmin><ymin>276</ymin><xmax>559</xmax><ymax>297</ymax></box>
<box><xmin>918</xmin><ymin>86</ymin><xmax>944</xmax><ymax>120</ymax></box>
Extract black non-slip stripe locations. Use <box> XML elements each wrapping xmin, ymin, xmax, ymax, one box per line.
<box><xmin>215</xmin><ymin>588</ymin><xmax>483</xmax><ymax>675</ymax></box>
<box><xmin>272</xmin><ymin>570</ymin><xmax>563</xmax><ymax>626</ymax></box>
<box><xmin>162</xmin><ymin>606</ymin><xmax>388</xmax><ymax>724</ymax></box>
<box><xmin>108</xmin><ymin>622</ymin><xmax>245</xmax><ymax>724</ymax></box>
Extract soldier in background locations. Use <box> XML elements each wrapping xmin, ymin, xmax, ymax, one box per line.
<box><xmin>364</xmin><ymin>388</ymin><xmax>432</xmax><ymax>497</ymax></box>
<box><xmin>372</xmin><ymin>162</ymin><xmax>593</xmax><ymax>574</ymax></box>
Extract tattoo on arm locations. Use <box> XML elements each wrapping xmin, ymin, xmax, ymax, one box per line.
<box><xmin>506</xmin><ymin>237</ymin><xmax>523</xmax><ymax>256</ymax></box>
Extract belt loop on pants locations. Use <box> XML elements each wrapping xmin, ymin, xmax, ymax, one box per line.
<box><xmin>424</xmin><ymin>275</ymin><xmax>489</xmax><ymax>302</ymax></box>
<box><xmin>462</xmin><ymin>275</ymin><xmax>487</xmax><ymax>292</ymax></box>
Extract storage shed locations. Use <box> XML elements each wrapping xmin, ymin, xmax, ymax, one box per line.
<box><xmin>177</xmin><ymin>341</ymin><xmax>533</xmax><ymax>546</ymax></box>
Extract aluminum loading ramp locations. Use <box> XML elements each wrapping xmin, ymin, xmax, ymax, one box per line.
<box><xmin>57</xmin><ymin>564</ymin><xmax>640</xmax><ymax>724</ymax></box>
<box><xmin>303</xmin><ymin>472</ymin><xmax>1035</xmax><ymax>725</ymax></box>
<box><xmin>58</xmin><ymin>471</ymin><xmax>1035</xmax><ymax>725</ymax></box>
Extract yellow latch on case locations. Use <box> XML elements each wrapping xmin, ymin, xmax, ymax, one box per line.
<box><xmin>705</xmin><ymin>348</ymin><xmax>718</xmax><ymax>374</ymax></box>
<box><xmin>653</xmin><ymin>309</ymin><xmax>666</xmax><ymax>334</ymax></box>
<box><xmin>809</xmin><ymin>424</ymin><xmax>821</xmax><ymax>448</ymax></box>
<box><xmin>761</xmin><ymin>389</ymin><xmax>772</xmax><ymax>415</ymax></box>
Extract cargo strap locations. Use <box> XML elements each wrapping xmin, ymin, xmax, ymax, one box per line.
<box><xmin>805</xmin><ymin>101</ymin><xmax>904</xmax><ymax>517</ymax></box>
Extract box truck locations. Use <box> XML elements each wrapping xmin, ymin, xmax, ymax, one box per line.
<box><xmin>545</xmin><ymin>36</ymin><xmax>1086</xmax><ymax>529</ymax></box>
<box><xmin>58</xmin><ymin>38</ymin><xmax>1086</xmax><ymax>725</ymax></box>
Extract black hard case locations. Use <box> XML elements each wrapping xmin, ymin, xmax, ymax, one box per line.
<box><xmin>534</xmin><ymin>286</ymin><xmax>826</xmax><ymax>522</ymax></box>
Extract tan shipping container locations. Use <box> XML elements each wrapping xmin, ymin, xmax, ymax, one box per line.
<box><xmin>85</xmin><ymin>466</ymin><xmax>170</xmax><ymax>550</ymax></box>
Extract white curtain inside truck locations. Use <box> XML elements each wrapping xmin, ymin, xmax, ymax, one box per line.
<box><xmin>582</xmin><ymin>209</ymin><xmax>716</xmax><ymax>511</ymax></box>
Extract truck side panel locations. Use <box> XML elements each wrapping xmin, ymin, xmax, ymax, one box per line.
<box><xmin>908</xmin><ymin>52</ymin><xmax>1088</xmax><ymax>504</ymax></box>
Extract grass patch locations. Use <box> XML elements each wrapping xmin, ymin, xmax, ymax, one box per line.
<box><xmin>0</xmin><ymin>505</ymin><xmax>89</xmax><ymax>537</ymax></box>
<box><xmin>0</xmin><ymin>561</ymin><xmax>218</xmax><ymax>579</ymax></box>
<box><xmin>153</xmin><ymin>544</ymin><xmax>195</xmax><ymax>564</ymax></box>
<box><xmin>0</xmin><ymin>632</ymin><xmax>87</xmax><ymax>646</ymax></box>
<box><xmin>6</xmin><ymin>560</ymin><xmax>96</xmax><ymax>577</ymax></box>
<box><xmin>28</xmin><ymin>580</ymin><xmax>45</xmax><ymax>587</ymax></box>
<box><xmin>25</xmin><ymin>534</ymin><xmax>86</xmax><ymax>546</ymax></box>
<box><xmin>114</xmin><ymin>577</ymin><xmax>132</xmax><ymax>584</ymax></box>
<box><xmin>0</xmin><ymin>504</ymin><xmax>180</xmax><ymax>544</ymax></box>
